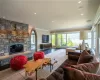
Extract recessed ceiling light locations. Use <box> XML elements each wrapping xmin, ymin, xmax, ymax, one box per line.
<box><xmin>2</xmin><ymin>16</ymin><xmax>5</xmax><ymax>19</ymax></box>
<box><xmin>52</xmin><ymin>21</ymin><xmax>55</xmax><ymax>22</ymax></box>
<box><xmin>34</xmin><ymin>13</ymin><xmax>36</xmax><ymax>15</ymax></box>
<box><xmin>81</xmin><ymin>13</ymin><xmax>84</xmax><ymax>16</ymax></box>
<box><xmin>78</xmin><ymin>1</ymin><xmax>82</xmax><ymax>4</ymax></box>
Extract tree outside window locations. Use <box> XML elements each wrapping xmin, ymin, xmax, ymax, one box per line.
<box><xmin>62</xmin><ymin>34</ymin><xmax>67</xmax><ymax>46</ymax></box>
<box><xmin>57</xmin><ymin>34</ymin><xmax>62</xmax><ymax>47</ymax></box>
<box><xmin>67</xmin><ymin>33</ymin><xmax>80</xmax><ymax>47</ymax></box>
<box><xmin>51</xmin><ymin>34</ymin><xmax>56</xmax><ymax>46</ymax></box>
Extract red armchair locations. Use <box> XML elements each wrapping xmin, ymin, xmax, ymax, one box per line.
<box><xmin>34</xmin><ymin>51</ymin><xmax>45</xmax><ymax>61</ymax></box>
<box><xmin>10</xmin><ymin>55</ymin><xmax>28</xmax><ymax>70</ymax></box>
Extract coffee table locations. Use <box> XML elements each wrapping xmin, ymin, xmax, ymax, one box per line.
<box><xmin>23</xmin><ymin>58</ymin><xmax>51</xmax><ymax>80</ymax></box>
<box><xmin>43</xmin><ymin>58</ymin><xmax>58</xmax><ymax>71</ymax></box>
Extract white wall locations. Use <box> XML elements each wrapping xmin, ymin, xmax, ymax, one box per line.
<box><xmin>36</xmin><ymin>28</ymin><xmax>51</xmax><ymax>50</ymax></box>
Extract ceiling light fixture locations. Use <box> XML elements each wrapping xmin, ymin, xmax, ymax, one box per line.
<box><xmin>2</xmin><ymin>16</ymin><xmax>5</xmax><ymax>19</ymax></box>
<box><xmin>81</xmin><ymin>13</ymin><xmax>84</xmax><ymax>16</ymax></box>
<box><xmin>52</xmin><ymin>21</ymin><xmax>55</xmax><ymax>23</ymax></box>
<box><xmin>78</xmin><ymin>1</ymin><xmax>82</xmax><ymax>4</ymax></box>
<box><xmin>34</xmin><ymin>13</ymin><xmax>37</xmax><ymax>15</ymax></box>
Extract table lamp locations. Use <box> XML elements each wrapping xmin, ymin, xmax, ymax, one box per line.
<box><xmin>80</xmin><ymin>31</ymin><xmax>88</xmax><ymax>50</ymax></box>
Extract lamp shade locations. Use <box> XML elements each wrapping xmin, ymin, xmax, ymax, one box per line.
<box><xmin>80</xmin><ymin>31</ymin><xmax>88</xmax><ymax>40</ymax></box>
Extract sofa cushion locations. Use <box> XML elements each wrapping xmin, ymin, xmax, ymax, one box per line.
<box><xmin>68</xmin><ymin>54</ymin><xmax>80</xmax><ymax>61</ymax></box>
<box><xmin>63</xmin><ymin>67</ymin><xmax>84</xmax><ymax>80</ymax></box>
<box><xmin>55</xmin><ymin>68</ymin><xmax>64</xmax><ymax>74</ymax></box>
<box><xmin>83</xmin><ymin>71</ymin><xmax>100</xmax><ymax>80</ymax></box>
<box><xmin>47</xmin><ymin>74</ymin><xmax>56</xmax><ymax>80</ymax></box>
<box><xmin>71</xmin><ymin>62</ymin><xmax>99</xmax><ymax>73</ymax></box>
<box><xmin>47</xmin><ymin>71</ymin><xmax>64</xmax><ymax>80</ymax></box>
<box><xmin>77</xmin><ymin>50</ymin><xmax>93</xmax><ymax>64</ymax></box>
<box><xmin>64</xmin><ymin>67</ymin><xmax>100</xmax><ymax>80</ymax></box>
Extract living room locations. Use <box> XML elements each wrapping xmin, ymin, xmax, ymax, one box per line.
<box><xmin>0</xmin><ymin>0</ymin><xmax>100</xmax><ymax>80</ymax></box>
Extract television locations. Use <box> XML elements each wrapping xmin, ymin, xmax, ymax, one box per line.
<box><xmin>42</xmin><ymin>35</ymin><xmax>49</xmax><ymax>43</ymax></box>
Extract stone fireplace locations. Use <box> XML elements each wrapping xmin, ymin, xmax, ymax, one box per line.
<box><xmin>0</xmin><ymin>18</ymin><xmax>31</xmax><ymax>56</ymax></box>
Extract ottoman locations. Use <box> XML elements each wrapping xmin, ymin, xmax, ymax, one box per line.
<box><xmin>10</xmin><ymin>55</ymin><xmax>28</xmax><ymax>70</ymax></box>
<box><xmin>34</xmin><ymin>51</ymin><xmax>44</xmax><ymax>61</ymax></box>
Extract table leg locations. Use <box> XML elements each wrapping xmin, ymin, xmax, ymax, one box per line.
<box><xmin>35</xmin><ymin>69</ymin><xmax>37</xmax><ymax>80</ymax></box>
<box><xmin>52</xmin><ymin>65</ymin><xmax>53</xmax><ymax>70</ymax></box>
<box><xmin>25</xmin><ymin>71</ymin><xmax>28</xmax><ymax>79</ymax></box>
<box><xmin>50</xmin><ymin>60</ymin><xmax>52</xmax><ymax>72</ymax></box>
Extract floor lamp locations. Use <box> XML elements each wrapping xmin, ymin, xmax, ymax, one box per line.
<box><xmin>80</xmin><ymin>31</ymin><xmax>88</xmax><ymax>51</ymax></box>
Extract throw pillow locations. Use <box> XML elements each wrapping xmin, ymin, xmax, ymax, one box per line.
<box><xmin>64</xmin><ymin>67</ymin><xmax>100</xmax><ymax>80</ymax></box>
<box><xmin>71</xmin><ymin>62</ymin><xmax>99</xmax><ymax>73</ymax></box>
<box><xmin>77</xmin><ymin>50</ymin><xmax>93</xmax><ymax>64</ymax></box>
<box><xmin>68</xmin><ymin>54</ymin><xmax>80</xmax><ymax>61</ymax></box>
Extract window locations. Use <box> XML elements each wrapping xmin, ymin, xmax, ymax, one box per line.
<box><xmin>51</xmin><ymin>32</ymin><xmax>84</xmax><ymax>48</ymax></box>
<box><xmin>67</xmin><ymin>32</ymin><xmax>80</xmax><ymax>47</ymax></box>
<box><xmin>94</xmin><ymin>31</ymin><xmax>96</xmax><ymax>49</ymax></box>
<box><xmin>57</xmin><ymin>34</ymin><xmax>62</xmax><ymax>47</ymax></box>
<box><xmin>31</xmin><ymin>31</ymin><xmax>35</xmax><ymax>50</ymax></box>
<box><xmin>91</xmin><ymin>27</ymin><xmax>96</xmax><ymax>50</ymax></box>
<box><xmin>62</xmin><ymin>34</ymin><xmax>67</xmax><ymax>46</ymax></box>
<box><xmin>85</xmin><ymin>31</ymin><xmax>92</xmax><ymax>48</ymax></box>
<box><xmin>51</xmin><ymin>34</ymin><xmax>56</xmax><ymax>46</ymax></box>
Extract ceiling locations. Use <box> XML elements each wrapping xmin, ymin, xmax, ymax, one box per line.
<box><xmin>0</xmin><ymin>0</ymin><xmax>100</xmax><ymax>31</ymax></box>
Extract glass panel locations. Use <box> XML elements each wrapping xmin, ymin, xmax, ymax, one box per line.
<box><xmin>31</xmin><ymin>35</ymin><xmax>35</xmax><ymax>44</ymax></box>
<box><xmin>85</xmin><ymin>39</ymin><xmax>91</xmax><ymax>48</ymax></box>
<box><xmin>88</xmin><ymin>32</ymin><xmax>91</xmax><ymax>38</ymax></box>
<box><xmin>62</xmin><ymin>34</ymin><xmax>67</xmax><ymax>46</ymax></box>
<box><xmin>85</xmin><ymin>32</ymin><xmax>91</xmax><ymax>48</ymax></box>
<box><xmin>31</xmin><ymin>31</ymin><xmax>35</xmax><ymax>50</ymax></box>
<box><xmin>57</xmin><ymin>34</ymin><xmax>62</xmax><ymax>47</ymax></box>
<box><xmin>94</xmin><ymin>31</ymin><xmax>96</xmax><ymax>49</ymax></box>
<box><xmin>67</xmin><ymin>33</ymin><xmax>80</xmax><ymax>47</ymax></box>
<box><xmin>51</xmin><ymin>34</ymin><xmax>56</xmax><ymax>46</ymax></box>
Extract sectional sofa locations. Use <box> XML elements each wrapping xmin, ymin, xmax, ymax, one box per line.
<box><xmin>43</xmin><ymin>50</ymin><xmax>100</xmax><ymax>80</ymax></box>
